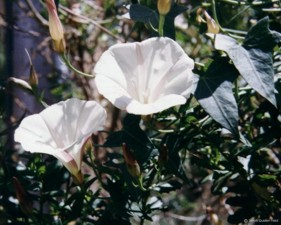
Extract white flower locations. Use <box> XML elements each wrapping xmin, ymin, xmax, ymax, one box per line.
<box><xmin>14</xmin><ymin>98</ymin><xmax>106</xmax><ymax>184</ymax></box>
<box><xmin>94</xmin><ymin>37</ymin><xmax>194</xmax><ymax>115</ymax></box>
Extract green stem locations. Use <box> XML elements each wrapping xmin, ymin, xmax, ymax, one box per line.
<box><xmin>217</xmin><ymin>0</ymin><xmax>280</xmax><ymax>6</ymax></box>
<box><xmin>138</xmin><ymin>175</ymin><xmax>147</xmax><ymax>191</ymax></box>
<box><xmin>158</xmin><ymin>14</ymin><xmax>165</xmax><ymax>37</ymax></box>
<box><xmin>234</xmin><ymin>79</ymin><xmax>239</xmax><ymax>101</ymax></box>
<box><xmin>61</xmin><ymin>54</ymin><xmax>94</xmax><ymax>78</ymax></box>
<box><xmin>132</xmin><ymin>175</ymin><xmax>147</xmax><ymax>191</ymax></box>
<box><xmin>211</xmin><ymin>0</ymin><xmax>223</xmax><ymax>31</ymax></box>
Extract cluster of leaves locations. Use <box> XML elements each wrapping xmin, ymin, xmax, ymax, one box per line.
<box><xmin>0</xmin><ymin>0</ymin><xmax>281</xmax><ymax>224</ymax></box>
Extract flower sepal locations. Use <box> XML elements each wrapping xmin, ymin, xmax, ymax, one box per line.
<box><xmin>72</xmin><ymin>170</ymin><xmax>84</xmax><ymax>186</ymax></box>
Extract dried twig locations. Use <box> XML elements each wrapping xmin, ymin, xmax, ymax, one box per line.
<box><xmin>25</xmin><ymin>0</ymin><xmax>48</xmax><ymax>26</ymax></box>
<box><xmin>59</xmin><ymin>5</ymin><xmax>125</xmax><ymax>43</ymax></box>
<box><xmin>165</xmin><ymin>212</ymin><xmax>206</xmax><ymax>222</ymax></box>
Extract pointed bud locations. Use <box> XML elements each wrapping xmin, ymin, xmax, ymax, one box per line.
<box><xmin>196</xmin><ymin>8</ymin><xmax>220</xmax><ymax>34</ymax></box>
<box><xmin>45</xmin><ymin>0</ymin><xmax>66</xmax><ymax>53</ymax></box>
<box><xmin>122</xmin><ymin>143</ymin><xmax>141</xmax><ymax>178</ymax></box>
<box><xmin>9</xmin><ymin>77</ymin><xmax>32</xmax><ymax>92</ymax></box>
<box><xmin>206</xmin><ymin>207</ymin><xmax>223</xmax><ymax>225</ymax></box>
<box><xmin>196</xmin><ymin>8</ymin><xmax>205</xmax><ymax>23</ymax></box>
<box><xmin>29</xmin><ymin>65</ymin><xmax>38</xmax><ymax>89</ymax></box>
<box><xmin>157</xmin><ymin>0</ymin><xmax>172</xmax><ymax>16</ymax></box>
<box><xmin>204</xmin><ymin>11</ymin><xmax>220</xmax><ymax>34</ymax></box>
<box><xmin>25</xmin><ymin>50</ymin><xmax>39</xmax><ymax>89</ymax></box>
<box><xmin>12</xmin><ymin>177</ymin><xmax>33</xmax><ymax>215</ymax></box>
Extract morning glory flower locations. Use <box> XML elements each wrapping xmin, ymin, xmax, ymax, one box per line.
<box><xmin>14</xmin><ymin>98</ymin><xmax>106</xmax><ymax>185</ymax></box>
<box><xmin>94</xmin><ymin>37</ymin><xmax>194</xmax><ymax>115</ymax></box>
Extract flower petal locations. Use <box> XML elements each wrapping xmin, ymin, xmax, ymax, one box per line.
<box><xmin>94</xmin><ymin>37</ymin><xmax>194</xmax><ymax>115</ymax></box>
<box><xmin>14</xmin><ymin>114</ymin><xmax>59</xmax><ymax>155</ymax></box>
<box><xmin>126</xmin><ymin>94</ymin><xmax>186</xmax><ymax>115</ymax></box>
<box><xmin>46</xmin><ymin>0</ymin><xmax>64</xmax><ymax>41</ymax></box>
<box><xmin>15</xmin><ymin>98</ymin><xmax>106</xmax><ymax>171</ymax></box>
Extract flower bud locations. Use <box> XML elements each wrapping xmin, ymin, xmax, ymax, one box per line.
<box><xmin>29</xmin><ymin>66</ymin><xmax>38</xmax><ymax>89</ymax></box>
<box><xmin>196</xmin><ymin>8</ymin><xmax>220</xmax><ymax>34</ymax></box>
<box><xmin>204</xmin><ymin>10</ymin><xmax>220</xmax><ymax>34</ymax></box>
<box><xmin>157</xmin><ymin>0</ymin><xmax>172</xmax><ymax>16</ymax></box>
<box><xmin>45</xmin><ymin>0</ymin><xmax>66</xmax><ymax>53</ymax></box>
<box><xmin>9</xmin><ymin>77</ymin><xmax>32</xmax><ymax>92</ymax></box>
<box><xmin>122</xmin><ymin>143</ymin><xmax>141</xmax><ymax>178</ymax></box>
<box><xmin>12</xmin><ymin>177</ymin><xmax>33</xmax><ymax>215</ymax></box>
<box><xmin>205</xmin><ymin>206</ymin><xmax>223</xmax><ymax>225</ymax></box>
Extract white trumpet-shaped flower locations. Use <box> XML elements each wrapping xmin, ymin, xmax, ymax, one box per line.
<box><xmin>94</xmin><ymin>37</ymin><xmax>194</xmax><ymax>115</ymax></box>
<box><xmin>14</xmin><ymin>98</ymin><xmax>106</xmax><ymax>184</ymax></box>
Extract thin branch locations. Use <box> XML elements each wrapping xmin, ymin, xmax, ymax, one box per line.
<box><xmin>165</xmin><ymin>212</ymin><xmax>206</xmax><ymax>222</ymax></box>
<box><xmin>59</xmin><ymin>5</ymin><xmax>125</xmax><ymax>43</ymax></box>
<box><xmin>217</xmin><ymin>0</ymin><xmax>280</xmax><ymax>6</ymax></box>
<box><xmin>25</xmin><ymin>0</ymin><xmax>48</xmax><ymax>26</ymax></box>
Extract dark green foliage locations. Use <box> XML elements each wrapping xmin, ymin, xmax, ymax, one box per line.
<box><xmin>129</xmin><ymin>2</ymin><xmax>188</xmax><ymax>39</ymax></box>
<box><xmin>1</xmin><ymin>0</ymin><xmax>281</xmax><ymax>224</ymax></box>
<box><xmin>215</xmin><ymin>17</ymin><xmax>281</xmax><ymax>108</ymax></box>
<box><xmin>194</xmin><ymin>57</ymin><xmax>239</xmax><ymax>135</ymax></box>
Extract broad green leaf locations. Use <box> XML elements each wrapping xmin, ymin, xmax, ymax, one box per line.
<box><xmin>215</xmin><ymin>17</ymin><xmax>281</xmax><ymax>107</ymax></box>
<box><xmin>194</xmin><ymin>57</ymin><xmax>239</xmax><ymax>135</ymax></box>
<box><xmin>163</xmin><ymin>3</ymin><xmax>188</xmax><ymax>39</ymax></box>
<box><xmin>129</xmin><ymin>4</ymin><xmax>158</xmax><ymax>28</ymax></box>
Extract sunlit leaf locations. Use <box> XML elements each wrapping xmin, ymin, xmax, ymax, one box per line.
<box><xmin>215</xmin><ymin>17</ymin><xmax>281</xmax><ymax>107</ymax></box>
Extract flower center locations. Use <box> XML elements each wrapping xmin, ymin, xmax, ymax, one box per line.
<box><xmin>140</xmin><ymin>88</ymin><xmax>150</xmax><ymax>104</ymax></box>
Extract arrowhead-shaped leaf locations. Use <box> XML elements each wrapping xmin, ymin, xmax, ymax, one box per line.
<box><xmin>194</xmin><ymin>58</ymin><xmax>239</xmax><ymax>135</ymax></box>
<box><xmin>215</xmin><ymin>17</ymin><xmax>281</xmax><ymax>107</ymax></box>
<box><xmin>129</xmin><ymin>4</ymin><xmax>158</xmax><ymax>27</ymax></box>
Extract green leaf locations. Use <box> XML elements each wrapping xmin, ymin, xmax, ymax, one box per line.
<box><xmin>243</xmin><ymin>17</ymin><xmax>281</xmax><ymax>50</ymax></box>
<box><xmin>194</xmin><ymin>57</ymin><xmax>239</xmax><ymax>135</ymax></box>
<box><xmin>129</xmin><ymin>4</ymin><xmax>158</xmax><ymax>27</ymax></box>
<box><xmin>104</xmin><ymin>114</ymin><xmax>157</xmax><ymax>166</ymax></box>
<box><xmin>129</xmin><ymin>3</ymin><xmax>188</xmax><ymax>39</ymax></box>
<box><xmin>258</xmin><ymin>174</ymin><xmax>277</xmax><ymax>181</ymax></box>
<box><xmin>215</xmin><ymin>17</ymin><xmax>281</xmax><ymax>107</ymax></box>
<box><xmin>162</xmin><ymin>133</ymin><xmax>189</xmax><ymax>182</ymax></box>
<box><xmin>211</xmin><ymin>170</ymin><xmax>233</xmax><ymax>194</ymax></box>
<box><xmin>163</xmin><ymin>3</ymin><xmax>188</xmax><ymax>39</ymax></box>
<box><xmin>156</xmin><ymin>180</ymin><xmax>182</xmax><ymax>193</ymax></box>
